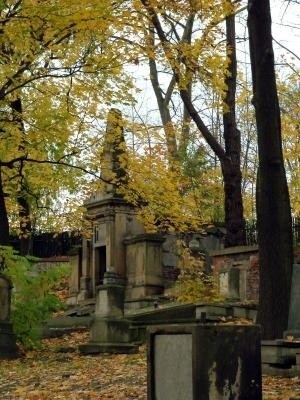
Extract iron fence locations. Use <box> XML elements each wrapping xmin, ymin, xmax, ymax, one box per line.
<box><xmin>245</xmin><ymin>217</ymin><xmax>300</xmax><ymax>247</ymax></box>
<box><xmin>9</xmin><ymin>231</ymin><xmax>82</xmax><ymax>258</ymax></box>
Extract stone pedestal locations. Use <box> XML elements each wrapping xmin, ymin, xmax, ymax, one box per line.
<box><xmin>79</xmin><ymin>271</ymin><xmax>138</xmax><ymax>354</ymax></box>
<box><xmin>0</xmin><ymin>274</ymin><xmax>18</xmax><ymax>359</ymax></box>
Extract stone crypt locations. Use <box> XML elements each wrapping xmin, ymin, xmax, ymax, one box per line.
<box><xmin>68</xmin><ymin>109</ymin><xmax>168</xmax><ymax>311</ymax></box>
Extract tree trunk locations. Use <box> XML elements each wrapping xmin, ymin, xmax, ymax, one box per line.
<box><xmin>222</xmin><ymin>161</ymin><xmax>246</xmax><ymax>247</ymax></box>
<box><xmin>222</xmin><ymin>11</ymin><xmax>246</xmax><ymax>247</ymax></box>
<box><xmin>11</xmin><ymin>97</ymin><xmax>32</xmax><ymax>255</ymax></box>
<box><xmin>248</xmin><ymin>0</ymin><xmax>293</xmax><ymax>339</ymax></box>
<box><xmin>0</xmin><ymin>168</ymin><xmax>9</xmax><ymax>245</ymax></box>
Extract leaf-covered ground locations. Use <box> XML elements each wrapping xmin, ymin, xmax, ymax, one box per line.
<box><xmin>0</xmin><ymin>331</ymin><xmax>300</xmax><ymax>400</ymax></box>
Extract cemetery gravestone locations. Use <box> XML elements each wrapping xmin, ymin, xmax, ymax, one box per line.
<box><xmin>287</xmin><ymin>264</ymin><xmax>300</xmax><ymax>336</ymax></box>
<box><xmin>0</xmin><ymin>273</ymin><xmax>18</xmax><ymax>359</ymax></box>
<box><xmin>261</xmin><ymin>264</ymin><xmax>300</xmax><ymax>374</ymax></box>
<box><xmin>148</xmin><ymin>324</ymin><xmax>262</xmax><ymax>400</ymax></box>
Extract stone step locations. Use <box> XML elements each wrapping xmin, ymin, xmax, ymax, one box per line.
<box><xmin>261</xmin><ymin>340</ymin><xmax>300</xmax><ymax>372</ymax></box>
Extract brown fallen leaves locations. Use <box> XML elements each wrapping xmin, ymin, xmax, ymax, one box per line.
<box><xmin>263</xmin><ymin>375</ymin><xmax>300</xmax><ymax>400</ymax></box>
<box><xmin>0</xmin><ymin>330</ymin><xmax>299</xmax><ymax>400</ymax></box>
<box><xmin>0</xmin><ymin>331</ymin><xmax>146</xmax><ymax>400</ymax></box>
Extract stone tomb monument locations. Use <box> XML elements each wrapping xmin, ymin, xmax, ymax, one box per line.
<box><xmin>79</xmin><ymin>109</ymin><xmax>141</xmax><ymax>353</ymax></box>
<box><xmin>72</xmin><ymin>108</ymin><xmax>164</xmax><ymax>311</ymax></box>
<box><xmin>147</xmin><ymin>324</ymin><xmax>262</xmax><ymax>400</ymax></box>
<box><xmin>0</xmin><ymin>273</ymin><xmax>18</xmax><ymax>359</ymax></box>
<box><xmin>286</xmin><ymin>263</ymin><xmax>300</xmax><ymax>337</ymax></box>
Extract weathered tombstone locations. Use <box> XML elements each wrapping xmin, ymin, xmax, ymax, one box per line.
<box><xmin>285</xmin><ymin>263</ymin><xmax>300</xmax><ymax>338</ymax></box>
<box><xmin>147</xmin><ymin>324</ymin><xmax>262</xmax><ymax>400</ymax></box>
<box><xmin>0</xmin><ymin>273</ymin><xmax>18</xmax><ymax>359</ymax></box>
<box><xmin>228</xmin><ymin>267</ymin><xmax>240</xmax><ymax>300</ymax></box>
<box><xmin>261</xmin><ymin>264</ymin><xmax>300</xmax><ymax>374</ymax></box>
<box><xmin>218</xmin><ymin>268</ymin><xmax>240</xmax><ymax>300</ymax></box>
<box><xmin>218</xmin><ymin>271</ymin><xmax>229</xmax><ymax>298</ymax></box>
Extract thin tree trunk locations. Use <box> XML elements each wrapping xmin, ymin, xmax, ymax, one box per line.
<box><xmin>148</xmin><ymin>27</ymin><xmax>178</xmax><ymax>163</ymax></box>
<box><xmin>222</xmin><ymin>11</ymin><xmax>246</xmax><ymax>247</ymax></box>
<box><xmin>248</xmin><ymin>0</ymin><xmax>293</xmax><ymax>339</ymax></box>
<box><xmin>11</xmin><ymin>97</ymin><xmax>32</xmax><ymax>255</ymax></box>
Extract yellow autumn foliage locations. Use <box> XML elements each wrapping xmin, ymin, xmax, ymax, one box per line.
<box><xmin>174</xmin><ymin>244</ymin><xmax>223</xmax><ymax>303</ymax></box>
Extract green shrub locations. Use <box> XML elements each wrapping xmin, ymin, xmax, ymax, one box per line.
<box><xmin>0</xmin><ymin>246</ymin><xmax>70</xmax><ymax>349</ymax></box>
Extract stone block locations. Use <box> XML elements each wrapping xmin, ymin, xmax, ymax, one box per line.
<box><xmin>288</xmin><ymin>264</ymin><xmax>300</xmax><ymax>331</ymax></box>
<box><xmin>147</xmin><ymin>324</ymin><xmax>262</xmax><ymax>400</ymax></box>
<box><xmin>0</xmin><ymin>321</ymin><xmax>19</xmax><ymax>359</ymax></box>
<box><xmin>79</xmin><ymin>342</ymin><xmax>138</xmax><ymax>354</ymax></box>
<box><xmin>232</xmin><ymin>306</ymin><xmax>257</xmax><ymax>321</ymax></box>
<box><xmin>90</xmin><ymin>317</ymin><xmax>130</xmax><ymax>343</ymax></box>
<box><xmin>195</xmin><ymin>304</ymin><xmax>230</xmax><ymax>319</ymax></box>
<box><xmin>95</xmin><ymin>284</ymin><xmax>125</xmax><ymax>318</ymax></box>
<box><xmin>284</xmin><ymin>330</ymin><xmax>300</xmax><ymax>340</ymax></box>
<box><xmin>162</xmin><ymin>253</ymin><xmax>178</xmax><ymax>268</ymax></box>
<box><xmin>261</xmin><ymin>339</ymin><xmax>300</xmax><ymax>368</ymax></box>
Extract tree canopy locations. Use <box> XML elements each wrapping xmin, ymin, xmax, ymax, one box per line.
<box><xmin>0</xmin><ymin>0</ymin><xmax>136</xmax><ymax>243</ymax></box>
<box><xmin>0</xmin><ymin>0</ymin><xmax>299</xmax><ymax>251</ymax></box>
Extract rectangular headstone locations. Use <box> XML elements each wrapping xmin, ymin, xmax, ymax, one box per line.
<box><xmin>288</xmin><ymin>264</ymin><xmax>300</xmax><ymax>331</ymax></box>
<box><xmin>148</xmin><ymin>324</ymin><xmax>262</xmax><ymax>400</ymax></box>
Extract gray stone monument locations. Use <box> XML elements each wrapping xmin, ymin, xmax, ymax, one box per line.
<box><xmin>79</xmin><ymin>271</ymin><xmax>138</xmax><ymax>354</ymax></box>
<box><xmin>147</xmin><ymin>324</ymin><xmax>262</xmax><ymax>400</ymax></box>
<box><xmin>0</xmin><ymin>273</ymin><xmax>18</xmax><ymax>359</ymax></box>
<box><xmin>261</xmin><ymin>264</ymin><xmax>300</xmax><ymax>374</ymax></box>
<box><xmin>286</xmin><ymin>263</ymin><xmax>300</xmax><ymax>338</ymax></box>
